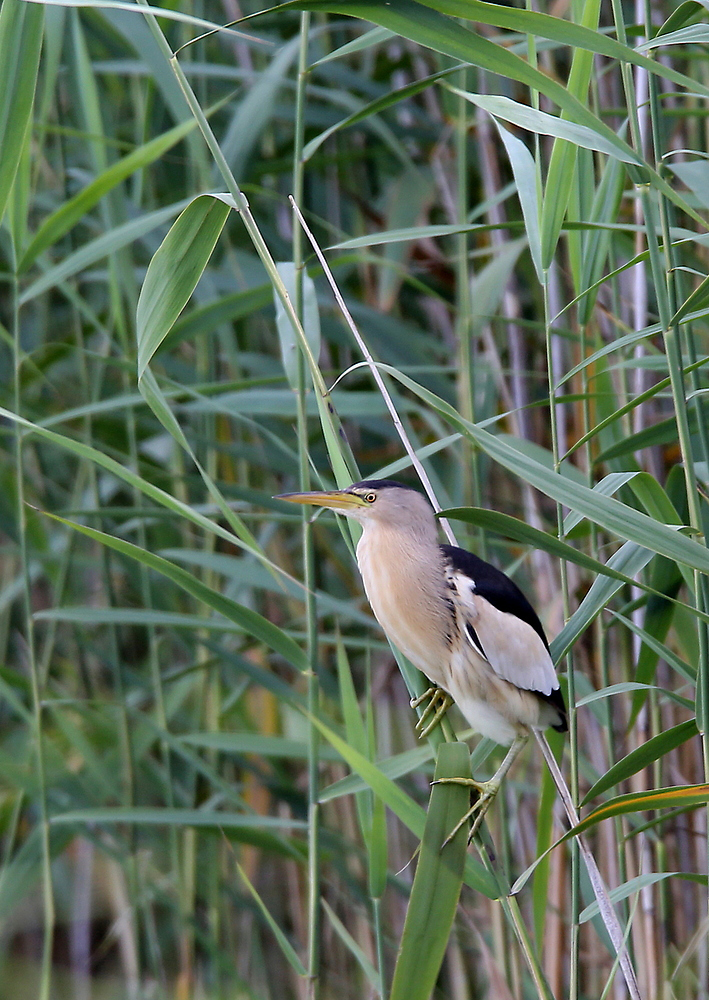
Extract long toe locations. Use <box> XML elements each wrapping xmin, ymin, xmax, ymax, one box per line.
<box><xmin>439</xmin><ymin>779</ymin><xmax>501</xmax><ymax>849</ymax></box>
<box><xmin>418</xmin><ymin>693</ymin><xmax>453</xmax><ymax>738</ymax></box>
<box><xmin>413</xmin><ymin>687</ymin><xmax>453</xmax><ymax>735</ymax></box>
<box><xmin>466</xmin><ymin>782</ymin><xmax>501</xmax><ymax>842</ymax></box>
<box><xmin>414</xmin><ymin>695</ymin><xmax>440</xmax><ymax>731</ymax></box>
<box><xmin>431</xmin><ymin>776</ymin><xmax>487</xmax><ymax>793</ymax></box>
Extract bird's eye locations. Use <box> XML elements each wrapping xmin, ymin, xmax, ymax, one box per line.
<box><xmin>365</xmin><ymin>492</ymin><xmax>376</xmax><ymax>503</ymax></box>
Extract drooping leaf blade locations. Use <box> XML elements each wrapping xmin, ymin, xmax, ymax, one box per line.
<box><xmin>41</xmin><ymin>513</ymin><xmax>308</xmax><ymax>672</ymax></box>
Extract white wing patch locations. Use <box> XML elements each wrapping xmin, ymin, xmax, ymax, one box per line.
<box><xmin>450</xmin><ymin>570</ymin><xmax>559</xmax><ymax>697</ymax></box>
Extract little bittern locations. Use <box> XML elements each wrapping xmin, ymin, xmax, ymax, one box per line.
<box><xmin>276</xmin><ymin>479</ymin><xmax>566</xmax><ymax>839</ymax></box>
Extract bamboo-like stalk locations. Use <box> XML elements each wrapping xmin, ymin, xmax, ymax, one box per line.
<box><xmin>11</xmin><ymin>270</ymin><xmax>55</xmax><ymax>1000</ymax></box>
<box><xmin>542</xmin><ymin>272</ymin><xmax>583</xmax><ymax>1000</ymax></box>
<box><xmin>629</xmin><ymin>14</ymin><xmax>656</xmax><ymax>990</ymax></box>
<box><xmin>579</xmin><ymin>315</ymin><xmax>627</xmax><ymax>1000</ymax></box>
<box><xmin>71</xmin><ymin>310</ymin><xmax>144</xmax><ymax>982</ymax></box>
<box><xmin>454</xmin><ymin>71</ymin><xmax>481</xmax><ymax>546</ymax></box>
<box><xmin>190</xmin><ymin>0</ymin><xmax>224</xmax><ymax>952</ymax></box>
<box><xmin>292</xmin><ymin>14</ymin><xmax>322</xmax><ymax>997</ymax></box>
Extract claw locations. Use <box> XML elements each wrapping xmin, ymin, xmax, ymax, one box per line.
<box><xmin>410</xmin><ymin>686</ymin><xmax>437</xmax><ymax>711</ymax></box>
<box><xmin>410</xmin><ymin>687</ymin><xmax>454</xmax><ymax>738</ymax></box>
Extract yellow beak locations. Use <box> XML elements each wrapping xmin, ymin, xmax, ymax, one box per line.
<box><xmin>273</xmin><ymin>489</ymin><xmax>367</xmax><ymax>511</ymax></box>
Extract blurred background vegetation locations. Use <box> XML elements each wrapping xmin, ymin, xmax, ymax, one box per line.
<box><xmin>2</xmin><ymin>0</ymin><xmax>709</xmax><ymax>997</ymax></box>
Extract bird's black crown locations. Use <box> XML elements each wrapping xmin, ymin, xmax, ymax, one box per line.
<box><xmin>348</xmin><ymin>479</ymin><xmax>420</xmax><ymax>493</ymax></box>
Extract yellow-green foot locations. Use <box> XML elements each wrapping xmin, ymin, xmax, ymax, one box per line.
<box><xmin>432</xmin><ymin>776</ymin><xmax>501</xmax><ymax>847</ymax></box>
<box><xmin>410</xmin><ymin>687</ymin><xmax>454</xmax><ymax>738</ymax></box>
<box><xmin>432</xmin><ymin>733</ymin><xmax>530</xmax><ymax>848</ymax></box>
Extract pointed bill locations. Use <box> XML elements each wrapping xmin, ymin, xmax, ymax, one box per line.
<box><xmin>274</xmin><ymin>490</ymin><xmax>367</xmax><ymax>511</ymax></box>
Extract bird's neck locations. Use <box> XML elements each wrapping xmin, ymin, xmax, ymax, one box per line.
<box><xmin>356</xmin><ymin>520</ymin><xmax>447</xmax><ymax>615</ymax></box>
<box><xmin>356</xmin><ymin>520</ymin><xmax>441</xmax><ymax>575</ymax></box>
<box><xmin>354</xmin><ymin>521</ymin><xmax>451</xmax><ymax>675</ymax></box>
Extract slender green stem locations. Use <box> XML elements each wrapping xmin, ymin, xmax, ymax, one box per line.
<box><xmin>373</xmin><ymin>896</ymin><xmax>387</xmax><ymax>999</ymax></box>
<box><xmin>293</xmin><ymin>15</ymin><xmax>321</xmax><ymax>995</ymax></box>
<box><xmin>12</xmin><ymin>271</ymin><xmax>55</xmax><ymax>1000</ymax></box>
<box><xmin>543</xmin><ymin>274</ymin><xmax>580</xmax><ymax>998</ymax></box>
<box><xmin>293</xmin><ymin>12</ymin><xmax>309</xmax><ymax>282</ymax></box>
<box><xmin>455</xmin><ymin>71</ymin><xmax>483</xmax><ymax>554</ymax></box>
<box><xmin>580</xmin><ymin>318</ymin><xmax>627</xmax><ymax>945</ymax></box>
<box><xmin>500</xmin><ymin>895</ymin><xmax>555</xmax><ymax>1000</ymax></box>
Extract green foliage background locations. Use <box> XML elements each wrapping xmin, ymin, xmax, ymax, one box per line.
<box><xmin>2</xmin><ymin>0</ymin><xmax>709</xmax><ymax>997</ymax></box>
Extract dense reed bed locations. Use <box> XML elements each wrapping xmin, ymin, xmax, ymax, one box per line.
<box><xmin>2</xmin><ymin>1</ymin><xmax>709</xmax><ymax>996</ymax></box>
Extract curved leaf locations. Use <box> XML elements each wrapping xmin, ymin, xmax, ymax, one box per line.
<box><xmin>570</xmin><ymin>784</ymin><xmax>709</xmax><ymax>838</ymax></box>
<box><xmin>0</xmin><ymin>0</ymin><xmax>43</xmax><ymax>222</ymax></box>
<box><xmin>442</xmin><ymin>505</ymin><xmax>642</xmax><ymax>585</ymax></box>
<box><xmin>136</xmin><ymin>193</ymin><xmax>232</xmax><ymax>377</ymax></box>
<box><xmin>42</xmin><ymin>513</ymin><xmax>308</xmax><ymax>672</ymax></box>
<box><xmin>579</xmin><ymin>871</ymin><xmax>706</xmax><ymax>924</ymax></box>
<box><xmin>376</xmin><ymin>365</ymin><xmax>709</xmax><ymax>576</ymax></box>
<box><xmin>454</xmin><ymin>88</ymin><xmax>638</xmax><ymax>163</ymax></box>
<box><xmin>582</xmin><ymin>720</ymin><xmax>699</xmax><ymax>805</ymax></box>
<box><xmin>513</xmin><ymin>784</ymin><xmax>709</xmax><ymax>893</ymax></box>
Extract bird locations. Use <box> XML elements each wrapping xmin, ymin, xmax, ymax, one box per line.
<box><xmin>275</xmin><ymin>479</ymin><xmax>567</xmax><ymax>840</ymax></box>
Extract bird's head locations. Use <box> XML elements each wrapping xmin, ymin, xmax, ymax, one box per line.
<box><xmin>275</xmin><ymin>479</ymin><xmax>436</xmax><ymax>536</ymax></box>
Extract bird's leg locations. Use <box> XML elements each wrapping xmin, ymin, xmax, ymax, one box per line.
<box><xmin>410</xmin><ymin>687</ymin><xmax>454</xmax><ymax>739</ymax></box>
<box><xmin>433</xmin><ymin>733</ymin><xmax>529</xmax><ymax>847</ymax></box>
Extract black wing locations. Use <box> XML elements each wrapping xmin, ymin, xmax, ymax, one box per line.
<box><xmin>442</xmin><ymin>544</ymin><xmax>566</xmax><ymax>733</ymax></box>
<box><xmin>441</xmin><ymin>544</ymin><xmax>549</xmax><ymax>649</ymax></box>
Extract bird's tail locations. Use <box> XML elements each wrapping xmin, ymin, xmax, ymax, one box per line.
<box><xmin>534</xmin><ymin>731</ymin><xmax>642</xmax><ymax>1000</ymax></box>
